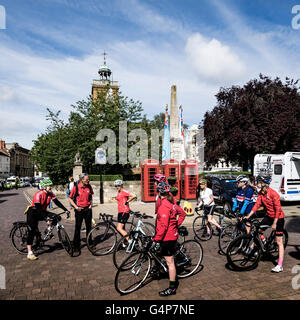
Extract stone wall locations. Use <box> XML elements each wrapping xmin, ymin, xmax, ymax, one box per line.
<box><xmin>52</xmin><ymin>180</ymin><xmax>141</xmax><ymax>203</ymax></box>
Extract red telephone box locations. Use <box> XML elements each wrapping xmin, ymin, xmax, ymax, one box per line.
<box><xmin>161</xmin><ymin>159</ymin><xmax>180</xmax><ymax>201</ymax></box>
<box><xmin>180</xmin><ymin>159</ymin><xmax>199</xmax><ymax>199</ymax></box>
<box><xmin>141</xmin><ymin>159</ymin><xmax>160</xmax><ymax>202</ymax></box>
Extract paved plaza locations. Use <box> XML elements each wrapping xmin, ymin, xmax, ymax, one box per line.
<box><xmin>1</xmin><ymin>188</ymin><xmax>300</xmax><ymax>300</ymax></box>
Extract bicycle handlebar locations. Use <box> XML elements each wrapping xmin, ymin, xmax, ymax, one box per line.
<box><xmin>46</xmin><ymin>211</ymin><xmax>70</xmax><ymax>221</ymax></box>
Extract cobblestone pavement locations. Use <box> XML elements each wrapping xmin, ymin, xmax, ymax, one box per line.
<box><xmin>1</xmin><ymin>188</ymin><xmax>300</xmax><ymax>300</ymax></box>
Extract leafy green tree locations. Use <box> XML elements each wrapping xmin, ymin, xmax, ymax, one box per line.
<box><xmin>203</xmin><ymin>75</ymin><xmax>300</xmax><ymax>172</ymax></box>
<box><xmin>31</xmin><ymin>87</ymin><xmax>164</xmax><ymax>184</ymax></box>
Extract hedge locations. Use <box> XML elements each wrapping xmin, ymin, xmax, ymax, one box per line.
<box><xmin>89</xmin><ymin>174</ymin><xmax>123</xmax><ymax>181</ymax></box>
<box><xmin>199</xmin><ymin>171</ymin><xmax>251</xmax><ymax>177</ymax></box>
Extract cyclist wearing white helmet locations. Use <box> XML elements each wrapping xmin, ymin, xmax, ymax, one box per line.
<box><xmin>232</xmin><ymin>175</ymin><xmax>255</xmax><ymax>232</ymax></box>
<box><xmin>114</xmin><ymin>180</ymin><xmax>136</xmax><ymax>240</ymax></box>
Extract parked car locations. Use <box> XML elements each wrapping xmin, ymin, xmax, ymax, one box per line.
<box><xmin>203</xmin><ymin>175</ymin><xmax>238</xmax><ymax>216</ymax></box>
<box><xmin>4</xmin><ymin>181</ymin><xmax>12</xmax><ymax>190</ymax></box>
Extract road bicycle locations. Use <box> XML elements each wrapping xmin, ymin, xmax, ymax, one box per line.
<box><xmin>193</xmin><ymin>206</ymin><xmax>225</xmax><ymax>241</ymax></box>
<box><xmin>10</xmin><ymin>211</ymin><xmax>73</xmax><ymax>257</ymax></box>
<box><xmin>218</xmin><ymin>208</ymin><xmax>266</xmax><ymax>255</ymax></box>
<box><xmin>226</xmin><ymin>219</ymin><xmax>288</xmax><ymax>271</ymax></box>
<box><xmin>86</xmin><ymin>211</ymin><xmax>154</xmax><ymax>256</ymax></box>
<box><xmin>113</xmin><ymin>212</ymin><xmax>155</xmax><ymax>269</ymax></box>
<box><xmin>218</xmin><ymin>212</ymin><xmax>248</xmax><ymax>255</ymax></box>
<box><xmin>114</xmin><ymin>227</ymin><xmax>203</xmax><ymax>295</ymax></box>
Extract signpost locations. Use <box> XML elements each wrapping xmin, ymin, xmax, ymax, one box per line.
<box><xmin>95</xmin><ymin>148</ymin><xmax>107</xmax><ymax>204</ymax></box>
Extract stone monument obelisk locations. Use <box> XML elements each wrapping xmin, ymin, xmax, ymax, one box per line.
<box><xmin>169</xmin><ymin>85</ymin><xmax>183</xmax><ymax>161</ymax></box>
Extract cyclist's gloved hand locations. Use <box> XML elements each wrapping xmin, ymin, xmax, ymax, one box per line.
<box><xmin>150</xmin><ymin>240</ymin><xmax>160</xmax><ymax>252</ymax></box>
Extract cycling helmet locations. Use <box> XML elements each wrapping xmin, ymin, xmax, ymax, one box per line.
<box><xmin>256</xmin><ymin>174</ymin><xmax>272</xmax><ymax>184</ymax></box>
<box><xmin>199</xmin><ymin>179</ymin><xmax>207</xmax><ymax>185</ymax></box>
<box><xmin>153</xmin><ymin>174</ymin><xmax>167</xmax><ymax>183</ymax></box>
<box><xmin>114</xmin><ymin>179</ymin><xmax>123</xmax><ymax>187</ymax></box>
<box><xmin>156</xmin><ymin>181</ymin><xmax>170</xmax><ymax>194</ymax></box>
<box><xmin>236</xmin><ymin>175</ymin><xmax>249</xmax><ymax>183</ymax></box>
<box><xmin>40</xmin><ymin>179</ymin><xmax>53</xmax><ymax>187</ymax></box>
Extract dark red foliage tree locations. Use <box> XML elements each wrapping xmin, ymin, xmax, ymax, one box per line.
<box><xmin>202</xmin><ymin>74</ymin><xmax>300</xmax><ymax>171</ymax></box>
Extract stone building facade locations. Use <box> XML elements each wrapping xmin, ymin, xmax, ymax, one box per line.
<box><xmin>0</xmin><ymin>139</ymin><xmax>10</xmax><ymax>179</ymax></box>
<box><xmin>6</xmin><ymin>143</ymin><xmax>33</xmax><ymax>177</ymax></box>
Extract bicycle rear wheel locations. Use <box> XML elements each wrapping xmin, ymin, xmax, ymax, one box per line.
<box><xmin>10</xmin><ymin>223</ymin><xmax>41</xmax><ymax>255</ymax></box>
<box><xmin>115</xmin><ymin>252</ymin><xmax>151</xmax><ymax>295</ymax></box>
<box><xmin>193</xmin><ymin>215</ymin><xmax>212</xmax><ymax>241</ymax></box>
<box><xmin>176</xmin><ymin>240</ymin><xmax>203</xmax><ymax>278</ymax></box>
<box><xmin>10</xmin><ymin>223</ymin><xmax>30</xmax><ymax>254</ymax></box>
<box><xmin>87</xmin><ymin>222</ymin><xmax>117</xmax><ymax>256</ymax></box>
<box><xmin>58</xmin><ymin>227</ymin><xmax>73</xmax><ymax>256</ymax></box>
<box><xmin>113</xmin><ymin>232</ymin><xmax>144</xmax><ymax>269</ymax></box>
<box><xmin>226</xmin><ymin>234</ymin><xmax>261</xmax><ymax>271</ymax></box>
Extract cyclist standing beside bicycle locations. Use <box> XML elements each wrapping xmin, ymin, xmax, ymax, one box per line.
<box><xmin>232</xmin><ymin>175</ymin><xmax>255</xmax><ymax>234</ymax></box>
<box><xmin>114</xmin><ymin>180</ymin><xmax>136</xmax><ymax>241</ymax></box>
<box><xmin>26</xmin><ymin>179</ymin><xmax>69</xmax><ymax>261</ymax></box>
<box><xmin>245</xmin><ymin>174</ymin><xmax>285</xmax><ymax>273</ymax></box>
<box><xmin>69</xmin><ymin>173</ymin><xmax>94</xmax><ymax>255</ymax></box>
<box><xmin>196</xmin><ymin>179</ymin><xmax>222</xmax><ymax>236</ymax></box>
<box><xmin>152</xmin><ymin>181</ymin><xmax>186</xmax><ymax>297</ymax></box>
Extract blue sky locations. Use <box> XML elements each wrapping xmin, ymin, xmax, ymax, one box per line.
<box><xmin>0</xmin><ymin>0</ymin><xmax>299</xmax><ymax>149</ymax></box>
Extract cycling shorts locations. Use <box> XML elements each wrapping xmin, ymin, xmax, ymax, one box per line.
<box><xmin>117</xmin><ymin>212</ymin><xmax>130</xmax><ymax>224</ymax></box>
<box><xmin>203</xmin><ymin>205</ymin><xmax>215</xmax><ymax>216</ymax></box>
<box><xmin>160</xmin><ymin>240</ymin><xmax>177</xmax><ymax>257</ymax></box>
<box><xmin>259</xmin><ymin>216</ymin><xmax>285</xmax><ymax>237</ymax></box>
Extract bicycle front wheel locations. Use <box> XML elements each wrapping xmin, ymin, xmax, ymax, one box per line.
<box><xmin>58</xmin><ymin>227</ymin><xmax>73</xmax><ymax>256</ymax></box>
<box><xmin>193</xmin><ymin>215</ymin><xmax>212</xmax><ymax>241</ymax></box>
<box><xmin>115</xmin><ymin>252</ymin><xmax>151</xmax><ymax>295</ymax></box>
<box><xmin>226</xmin><ymin>234</ymin><xmax>261</xmax><ymax>271</ymax></box>
<box><xmin>87</xmin><ymin>222</ymin><xmax>117</xmax><ymax>256</ymax></box>
<box><xmin>176</xmin><ymin>240</ymin><xmax>203</xmax><ymax>278</ymax></box>
<box><xmin>141</xmin><ymin>222</ymin><xmax>155</xmax><ymax>237</ymax></box>
<box><xmin>218</xmin><ymin>224</ymin><xmax>242</xmax><ymax>255</ymax></box>
<box><xmin>113</xmin><ymin>232</ymin><xmax>144</xmax><ymax>269</ymax></box>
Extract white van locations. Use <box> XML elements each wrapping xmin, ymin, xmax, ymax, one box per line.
<box><xmin>254</xmin><ymin>152</ymin><xmax>300</xmax><ymax>201</ymax></box>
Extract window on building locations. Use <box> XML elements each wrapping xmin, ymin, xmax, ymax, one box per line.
<box><xmin>274</xmin><ymin>164</ymin><xmax>282</xmax><ymax>175</ymax></box>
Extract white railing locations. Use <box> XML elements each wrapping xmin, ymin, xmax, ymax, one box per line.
<box><xmin>92</xmin><ymin>80</ymin><xmax>119</xmax><ymax>86</ymax></box>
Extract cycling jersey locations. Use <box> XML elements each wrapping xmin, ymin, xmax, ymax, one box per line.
<box><xmin>232</xmin><ymin>186</ymin><xmax>255</xmax><ymax>215</ymax></box>
<box><xmin>252</xmin><ymin>187</ymin><xmax>284</xmax><ymax>219</ymax></box>
<box><xmin>155</xmin><ymin>193</ymin><xmax>176</xmax><ymax>214</ymax></box>
<box><xmin>31</xmin><ymin>190</ymin><xmax>56</xmax><ymax>211</ymax></box>
<box><xmin>69</xmin><ymin>182</ymin><xmax>94</xmax><ymax>208</ymax></box>
<box><xmin>155</xmin><ymin>195</ymin><xmax>162</xmax><ymax>214</ymax></box>
<box><xmin>153</xmin><ymin>198</ymin><xmax>186</xmax><ymax>242</ymax></box>
<box><xmin>116</xmin><ymin>189</ymin><xmax>130</xmax><ymax>214</ymax></box>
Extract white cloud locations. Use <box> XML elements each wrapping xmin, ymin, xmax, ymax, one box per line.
<box><xmin>0</xmin><ymin>86</ymin><xmax>18</xmax><ymax>102</ymax></box>
<box><xmin>185</xmin><ymin>33</ymin><xmax>247</xmax><ymax>85</ymax></box>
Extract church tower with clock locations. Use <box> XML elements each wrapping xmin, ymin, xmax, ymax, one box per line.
<box><xmin>92</xmin><ymin>52</ymin><xmax>119</xmax><ymax>100</ymax></box>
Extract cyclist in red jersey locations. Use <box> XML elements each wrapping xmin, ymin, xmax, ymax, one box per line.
<box><xmin>245</xmin><ymin>174</ymin><xmax>285</xmax><ymax>272</ymax></box>
<box><xmin>26</xmin><ymin>179</ymin><xmax>69</xmax><ymax>260</ymax></box>
<box><xmin>114</xmin><ymin>180</ymin><xmax>136</xmax><ymax>241</ymax></box>
<box><xmin>152</xmin><ymin>181</ymin><xmax>186</xmax><ymax>296</ymax></box>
